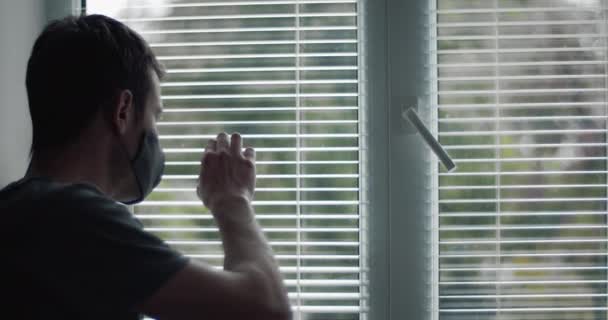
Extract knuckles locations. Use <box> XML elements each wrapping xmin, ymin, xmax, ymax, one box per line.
<box><xmin>203</xmin><ymin>151</ymin><xmax>255</xmax><ymax>170</ymax></box>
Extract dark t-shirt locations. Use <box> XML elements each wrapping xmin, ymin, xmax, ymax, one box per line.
<box><xmin>0</xmin><ymin>177</ymin><xmax>189</xmax><ymax>319</ymax></box>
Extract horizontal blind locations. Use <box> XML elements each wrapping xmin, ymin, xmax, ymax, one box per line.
<box><xmin>87</xmin><ymin>1</ymin><xmax>363</xmax><ymax>319</ymax></box>
<box><xmin>434</xmin><ymin>0</ymin><xmax>608</xmax><ymax>319</ymax></box>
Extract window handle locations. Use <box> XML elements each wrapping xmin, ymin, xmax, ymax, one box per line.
<box><xmin>403</xmin><ymin>107</ymin><xmax>457</xmax><ymax>172</ymax></box>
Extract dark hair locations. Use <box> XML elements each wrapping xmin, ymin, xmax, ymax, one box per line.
<box><xmin>25</xmin><ymin>14</ymin><xmax>164</xmax><ymax>155</ymax></box>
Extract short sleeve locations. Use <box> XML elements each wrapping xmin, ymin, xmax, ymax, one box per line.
<box><xmin>25</xmin><ymin>184</ymin><xmax>189</xmax><ymax>317</ymax></box>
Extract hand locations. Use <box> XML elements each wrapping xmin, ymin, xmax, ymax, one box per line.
<box><xmin>197</xmin><ymin>132</ymin><xmax>256</xmax><ymax>213</ymax></box>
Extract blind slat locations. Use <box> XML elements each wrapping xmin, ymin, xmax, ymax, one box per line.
<box><xmin>124</xmin><ymin>0</ymin><xmax>357</xmax><ymax>9</ymax></box>
<box><xmin>158</xmin><ymin>52</ymin><xmax>358</xmax><ymax>59</ymax></box>
<box><xmin>123</xmin><ymin>12</ymin><xmax>357</xmax><ymax>22</ymax></box>
<box><xmin>143</xmin><ymin>26</ymin><xmax>358</xmax><ymax>35</ymax></box>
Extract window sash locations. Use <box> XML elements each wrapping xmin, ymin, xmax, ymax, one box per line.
<box><xmin>87</xmin><ymin>0</ymin><xmax>365</xmax><ymax>318</ymax></box>
<box><xmin>434</xmin><ymin>0</ymin><xmax>608</xmax><ymax>318</ymax></box>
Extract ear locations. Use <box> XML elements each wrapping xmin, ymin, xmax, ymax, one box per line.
<box><xmin>112</xmin><ymin>89</ymin><xmax>134</xmax><ymax>135</ymax></box>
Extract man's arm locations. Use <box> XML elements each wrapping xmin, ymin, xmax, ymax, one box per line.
<box><xmin>137</xmin><ymin>133</ymin><xmax>291</xmax><ymax>320</ymax></box>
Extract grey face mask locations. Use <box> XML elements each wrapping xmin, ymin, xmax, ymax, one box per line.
<box><xmin>122</xmin><ymin>131</ymin><xmax>165</xmax><ymax>205</ymax></box>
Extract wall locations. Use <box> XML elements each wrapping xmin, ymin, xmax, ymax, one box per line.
<box><xmin>0</xmin><ymin>0</ymin><xmax>74</xmax><ymax>188</ymax></box>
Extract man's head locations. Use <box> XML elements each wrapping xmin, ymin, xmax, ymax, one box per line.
<box><xmin>26</xmin><ymin>14</ymin><xmax>165</xmax><ymax>202</ymax></box>
<box><xmin>26</xmin><ymin>14</ymin><xmax>164</xmax><ymax>154</ymax></box>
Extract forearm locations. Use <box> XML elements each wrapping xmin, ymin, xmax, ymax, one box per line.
<box><xmin>212</xmin><ymin>196</ymin><xmax>290</xmax><ymax>317</ymax></box>
<box><xmin>212</xmin><ymin>197</ymin><xmax>275</xmax><ymax>270</ymax></box>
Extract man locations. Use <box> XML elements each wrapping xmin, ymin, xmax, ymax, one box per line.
<box><xmin>0</xmin><ymin>14</ymin><xmax>291</xmax><ymax>320</ymax></box>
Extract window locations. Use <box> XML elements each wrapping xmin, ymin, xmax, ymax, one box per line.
<box><xmin>434</xmin><ymin>0</ymin><xmax>608</xmax><ymax>319</ymax></box>
<box><xmin>86</xmin><ymin>1</ymin><xmax>364</xmax><ymax>320</ymax></box>
<box><xmin>84</xmin><ymin>0</ymin><xmax>608</xmax><ymax>319</ymax></box>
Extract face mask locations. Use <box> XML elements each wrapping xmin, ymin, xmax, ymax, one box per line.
<box><xmin>121</xmin><ymin>130</ymin><xmax>165</xmax><ymax>204</ymax></box>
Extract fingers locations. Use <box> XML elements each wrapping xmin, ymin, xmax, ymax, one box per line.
<box><xmin>202</xmin><ymin>152</ymin><xmax>219</xmax><ymax>177</ymax></box>
<box><xmin>216</xmin><ymin>132</ymin><xmax>229</xmax><ymax>152</ymax></box>
<box><xmin>230</xmin><ymin>132</ymin><xmax>243</xmax><ymax>157</ymax></box>
<box><xmin>204</xmin><ymin>132</ymin><xmax>251</xmax><ymax>162</ymax></box>
<box><xmin>201</xmin><ymin>138</ymin><xmax>217</xmax><ymax>166</ymax></box>
<box><xmin>205</xmin><ymin>139</ymin><xmax>217</xmax><ymax>153</ymax></box>
<box><xmin>243</xmin><ymin>147</ymin><xmax>255</xmax><ymax>161</ymax></box>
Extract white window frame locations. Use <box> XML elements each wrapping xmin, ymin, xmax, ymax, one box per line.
<box><xmin>364</xmin><ymin>0</ymin><xmax>436</xmax><ymax>319</ymax></box>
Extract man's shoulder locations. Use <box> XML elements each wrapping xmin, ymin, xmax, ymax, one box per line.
<box><xmin>1</xmin><ymin>176</ymin><xmax>104</xmax><ymax>203</ymax></box>
<box><xmin>0</xmin><ymin>177</ymin><xmax>131</xmax><ymax>221</ymax></box>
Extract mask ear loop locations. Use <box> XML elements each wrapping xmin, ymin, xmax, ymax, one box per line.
<box><xmin>115</xmin><ymin>129</ymin><xmax>146</xmax><ymax>205</ymax></box>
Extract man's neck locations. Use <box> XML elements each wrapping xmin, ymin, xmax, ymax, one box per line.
<box><xmin>27</xmin><ymin>145</ymin><xmax>114</xmax><ymax>196</ymax></box>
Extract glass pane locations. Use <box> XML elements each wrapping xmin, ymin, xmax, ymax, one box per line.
<box><xmin>87</xmin><ymin>1</ymin><xmax>363</xmax><ymax>319</ymax></box>
<box><xmin>435</xmin><ymin>0</ymin><xmax>608</xmax><ymax>318</ymax></box>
